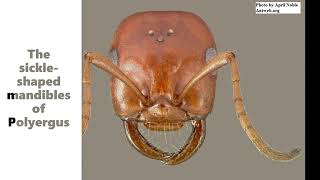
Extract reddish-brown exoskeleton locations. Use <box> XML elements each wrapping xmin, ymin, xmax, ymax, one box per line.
<box><xmin>82</xmin><ymin>11</ymin><xmax>300</xmax><ymax>165</ymax></box>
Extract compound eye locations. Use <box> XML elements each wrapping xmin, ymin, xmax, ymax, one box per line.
<box><xmin>167</xmin><ymin>28</ymin><xmax>174</xmax><ymax>36</ymax></box>
<box><xmin>148</xmin><ymin>30</ymin><xmax>154</xmax><ymax>36</ymax></box>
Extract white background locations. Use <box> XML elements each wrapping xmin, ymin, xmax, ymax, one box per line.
<box><xmin>256</xmin><ymin>2</ymin><xmax>301</xmax><ymax>14</ymax></box>
<box><xmin>0</xmin><ymin>1</ymin><xmax>81</xmax><ymax>179</ymax></box>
